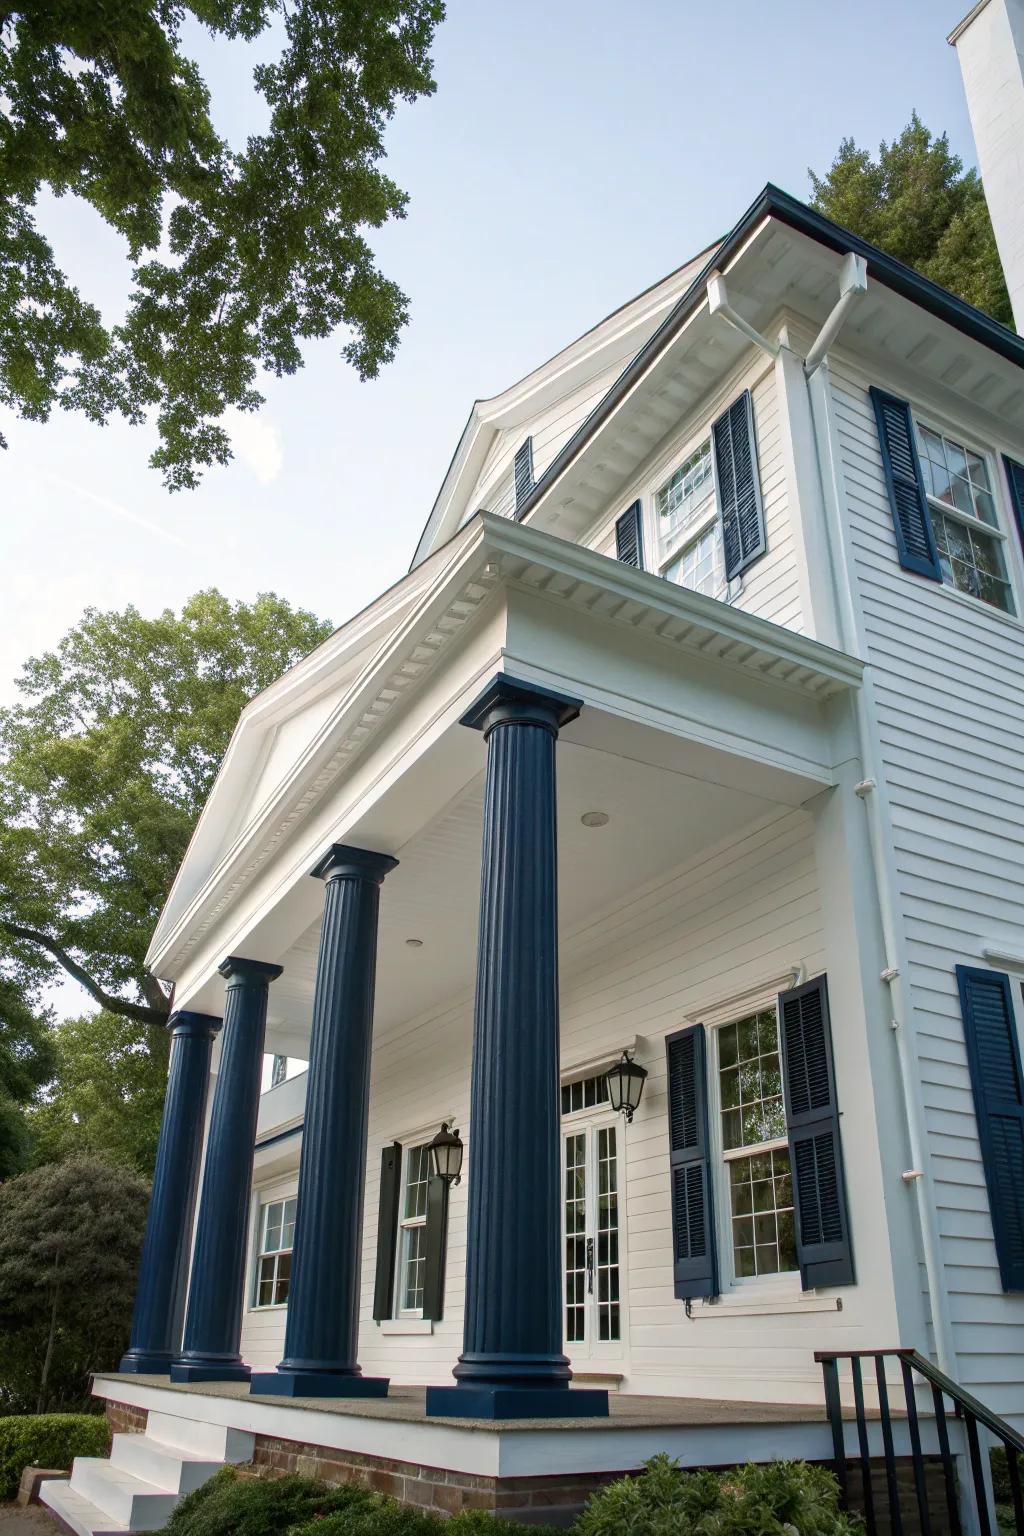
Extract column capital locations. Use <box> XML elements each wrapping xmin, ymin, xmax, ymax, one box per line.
<box><xmin>168</xmin><ymin>1010</ymin><xmax>222</xmax><ymax>1041</ymax></box>
<box><xmin>310</xmin><ymin>844</ymin><xmax>399</xmax><ymax>885</ymax></box>
<box><xmin>218</xmin><ymin>955</ymin><xmax>284</xmax><ymax>985</ymax></box>
<box><xmin>459</xmin><ymin>675</ymin><xmax>582</xmax><ymax>739</ymax></box>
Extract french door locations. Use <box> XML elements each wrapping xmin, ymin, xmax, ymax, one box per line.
<box><xmin>562</xmin><ymin>1117</ymin><xmax>626</xmax><ymax>1363</ymax></box>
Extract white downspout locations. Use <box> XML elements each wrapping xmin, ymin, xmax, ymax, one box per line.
<box><xmin>803</xmin><ymin>344</ymin><xmax>956</xmax><ymax>1376</ymax></box>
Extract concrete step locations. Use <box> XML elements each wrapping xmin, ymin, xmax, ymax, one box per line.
<box><xmin>110</xmin><ymin>1432</ymin><xmax>222</xmax><ymax>1495</ymax></box>
<box><xmin>145</xmin><ymin>1410</ymin><xmax>253</xmax><ymax>1463</ymax></box>
<box><xmin>69</xmin><ymin>1458</ymin><xmax>178</xmax><ymax>1532</ymax></box>
<box><xmin>38</xmin><ymin>1479</ymin><xmax>127</xmax><ymax>1536</ymax></box>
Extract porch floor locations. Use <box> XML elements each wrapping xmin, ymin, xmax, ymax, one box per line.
<box><xmin>95</xmin><ymin>1374</ymin><xmax>829</xmax><ymax>1432</ymax></box>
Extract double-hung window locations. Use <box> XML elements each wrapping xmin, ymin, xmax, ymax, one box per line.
<box><xmin>916</xmin><ymin>423</ymin><xmax>1014</xmax><ymax>613</ymax></box>
<box><xmin>656</xmin><ymin>438</ymin><xmax>724</xmax><ymax>598</ymax></box>
<box><xmin>254</xmin><ymin>1195</ymin><xmax>296</xmax><ymax>1306</ymax></box>
<box><xmin>716</xmin><ymin>1009</ymin><xmax>797</xmax><ymax>1282</ymax></box>
<box><xmin>395</xmin><ymin>1143</ymin><xmax>431</xmax><ymax>1316</ymax></box>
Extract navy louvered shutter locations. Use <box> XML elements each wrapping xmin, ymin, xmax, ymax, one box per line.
<box><xmin>614</xmin><ymin>500</ymin><xmax>644</xmax><ymax>568</ymax></box>
<box><xmin>422</xmin><ymin>1174</ymin><xmax>450</xmax><ymax>1321</ymax></box>
<box><xmin>956</xmin><ymin>966</ymin><xmax>1024</xmax><ymax>1292</ymax></box>
<box><xmin>665</xmin><ymin>1024</ymin><xmax>718</xmax><ymax>1299</ymax></box>
<box><xmin>372</xmin><ymin>1142</ymin><xmax>402</xmax><ymax>1320</ymax></box>
<box><xmin>1003</xmin><ymin>456</ymin><xmax>1024</xmax><ymax>555</ymax></box>
<box><xmin>779</xmin><ymin>976</ymin><xmax>854</xmax><ymax>1289</ymax></box>
<box><xmin>869</xmin><ymin>387</ymin><xmax>942</xmax><ymax>580</ymax></box>
<box><xmin>514</xmin><ymin>438</ymin><xmax>534</xmax><ymax>515</ymax></box>
<box><xmin>712</xmin><ymin>390</ymin><xmax>766</xmax><ymax>580</ymax></box>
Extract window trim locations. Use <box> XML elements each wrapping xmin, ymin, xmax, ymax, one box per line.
<box><xmin>914</xmin><ymin>414</ymin><xmax>1016</xmax><ymax>616</ymax></box>
<box><xmin>250</xmin><ymin>1191</ymin><xmax>297</xmax><ymax>1311</ymax></box>
<box><xmin>706</xmin><ymin>1011</ymin><xmax>800</xmax><ymax>1295</ymax></box>
<box><xmin>393</xmin><ymin>1141</ymin><xmax>431</xmax><ymax>1319</ymax></box>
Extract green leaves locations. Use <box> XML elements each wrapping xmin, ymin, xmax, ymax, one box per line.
<box><xmin>0</xmin><ymin>589</ymin><xmax>333</xmax><ymax>1023</ymax></box>
<box><xmin>810</xmin><ymin>111</ymin><xmax>1013</xmax><ymax>328</ymax></box>
<box><xmin>0</xmin><ymin>0</ymin><xmax>445</xmax><ymax>486</ymax></box>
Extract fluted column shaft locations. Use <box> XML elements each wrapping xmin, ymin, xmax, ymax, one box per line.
<box><xmin>426</xmin><ymin>675</ymin><xmax>608</xmax><ymax>1420</ymax></box>
<box><xmin>250</xmin><ymin>844</ymin><xmax>397</xmax><ymax>1399</ymax></box>
<box><xmin>120</xmin><ymin>1011</ymin><xmax>221</xmax><ymax>1374</ymax></box>
<box><xmin>171</xmin><ymin>957</ymin><xmax>283</xmax><ymax>1383</ymax></box>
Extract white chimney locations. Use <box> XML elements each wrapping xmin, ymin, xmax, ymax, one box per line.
<box><xmin>949</xmin><ymin>0</ymin><xmax>1024</xmax><ymax>332</ymax></box>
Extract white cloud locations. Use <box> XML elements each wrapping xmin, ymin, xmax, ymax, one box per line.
<box><xmin>225</xmin><ymin>408</ymin><xmax>284</xmax><ymax>484</ymax></box>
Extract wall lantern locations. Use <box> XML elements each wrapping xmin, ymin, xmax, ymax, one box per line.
<box><xmin>605</xmin><ymin>1051</ymin><xmax>648</xmax><ymax>1123</ymax></box>
<box><xmin>429</xmin><ymin>1122</ymin><xmax>464</xmax><ymax>1186</ymax></box>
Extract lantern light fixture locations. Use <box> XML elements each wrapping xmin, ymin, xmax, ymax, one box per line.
<box><xmin>605</xmin><ymin>1051</ymin><xmax>648</xmax><ymax>1123</ymax></box>
<box><xmin>428</xmin><ymin>1122</ymin><xmax>464</xmax><ymax>1185</ymax></box>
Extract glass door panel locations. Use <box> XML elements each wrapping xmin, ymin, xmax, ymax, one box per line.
<box><xmin>562</xmin><ymin>1119</ymin><xmax>624</xmax><ymax>1360</ymax></box>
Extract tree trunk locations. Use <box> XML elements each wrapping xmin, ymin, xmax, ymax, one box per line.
<box><xmin>37</xmin><ymin>1252</ymin><xmax>61</xmax><ymax>1415</ymax></box>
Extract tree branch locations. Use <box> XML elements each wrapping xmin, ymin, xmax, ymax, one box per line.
<box><xmin>1</xmin><ymin>922</ymin><xmax>169</xmax><ymax>1026</ymax></box>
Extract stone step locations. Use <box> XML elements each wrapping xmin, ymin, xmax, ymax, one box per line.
<box><xmin>110</xmin><ymin>1432</ymin><xmax>222</xmax><ymax>1495</ymax></box>
<box><xmin>145</xmin><ymin>1410</ymin><xmax>253</xmax><ymax>1463</ymax></box>
<box><xmin>69</xmin><ymin>1457</ymin><xmax>178</xmax><ymax>1532</ymax></box>
<box><xmin>38</xmin><ymin>1479</ymin><xmax>127</xmax><ymax>1536</ymax></box>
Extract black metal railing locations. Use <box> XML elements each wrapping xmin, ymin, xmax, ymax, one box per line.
<box><xmin>815</xmin><ymin>1348</ymin><xmax>1024</xmax><ymax>1536</ymax></box>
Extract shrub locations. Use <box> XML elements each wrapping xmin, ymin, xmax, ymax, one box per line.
<box><xmin>575</xmin><ymin>1454</ymin><xmax>860</xmax><ymax>1536</ymax></box>
<box><xmin>0</xmin><ymin>1412</ymin><xmax>109</xmax><ymax>1500</ymax></box>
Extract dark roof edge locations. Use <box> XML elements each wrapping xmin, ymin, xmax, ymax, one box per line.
<box><xmin>508</xmin><ymin>183</ymin><xmax>1024</xmax><ymax>530</ymax></box>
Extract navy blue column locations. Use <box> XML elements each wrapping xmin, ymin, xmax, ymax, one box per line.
<box><xmin>171</xmin><ymin>957</ymin><xmax>283</xmax><ymax>1383</ymax></box>
<box><xmin>250</xmin><ymin>844</ymin><xmax>397</xmax><ymax>1398</ymax></box>
<box><xmin>120</xmin><ymin>1011</ymin><xmax>221</xmax><ymax>1374</ymax></box>
<box><xmin>427</xmin><ymin>675</ymin><xmax>608</xmax><ymax>1421</ymax></box>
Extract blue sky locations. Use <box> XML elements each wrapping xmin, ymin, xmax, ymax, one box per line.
<box><xmin>0</xmin><ymin>0</ymin><xmax>979</xmax><ymax>715</ymax></box>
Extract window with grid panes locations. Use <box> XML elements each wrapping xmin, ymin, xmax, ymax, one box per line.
<box><xmin>561</xmin><ymin>1072</ymin><xmax>610</xmax><ymax>1116</ymax></box>
<box><xmin>564</xmin><ymin>1131</ymin><xmax>586</xmax><ymax>1342</ymax></box>
<box><xmin>656</xmin><ymin>438</ymin><xmax>725</xmax><ymax>599</ymax></box>
<box><xmin>595</xmin><ymin>1125</ymin><xmax>620</xmax><ymax>1340</ymax></box>
<box><xmin>915</xmin><ymin>424</ymin><xmax>1013</xmax><ymax>613</ymax></box>
<box><xmin>396</xmin><ymin>1144</ymin><xmax>431</xmax><ymax>1315</ymax></box>
<box><xmin>254</xmin><ymin>1196</ymin><xmax>296</xmax><ymax>1306</ymax></box>
<box><xmin>717</xmin><ymin>1010</ymin><xmax>797</xmax><ymax>1280</ymax></box>
<box><xmin>663</xmin><ymin>523</ymin><xmax>722</xmax><ymax>598</ymax></box>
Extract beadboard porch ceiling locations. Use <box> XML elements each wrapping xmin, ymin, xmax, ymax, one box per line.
<box><xmin>257</xmin><ymin>736</ymin><xmax>780</xmax><ymax>1055</ymax></box>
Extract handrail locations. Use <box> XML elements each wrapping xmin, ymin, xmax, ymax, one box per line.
<box><xmin>815</xmin><ymin>1348</ymin><xmax>1024</xmax><ymax>1536</ymax></box>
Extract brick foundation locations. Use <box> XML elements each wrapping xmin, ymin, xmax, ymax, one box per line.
<box><xmin>104</xmin><ymin>1399</ymin><xmax>148</xmax><ymax>1436</ymax></box>
<box><xmin>250</xmin><ymin>1435</ymin><xmax>625</xmax><ymax>1522</ymax></box>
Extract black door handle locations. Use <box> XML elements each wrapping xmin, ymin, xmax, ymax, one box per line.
<box><xmin>586</xmin><ymin>1236</ymin><xmax>594</xmax><ymax>1294</ymax></box>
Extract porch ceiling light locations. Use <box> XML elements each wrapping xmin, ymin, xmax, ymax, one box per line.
<box><xmin>580</xmin><ymin>810</ymin><xmax>609</xmax><ymax>828</ymax></box>
<box><xmin>429</xmin><ymin>1122</ymin><xmax>464</xmax><ymax>1185</ymax></box>
<box><xmin>606</xmin><ymin>1051</ymin><xmax>648</xmax><ymax>1124</ymax></box>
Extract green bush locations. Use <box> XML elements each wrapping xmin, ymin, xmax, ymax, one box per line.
<box><xmin>0</xmin><ymin>1412</ymin><xmax>109</xmax><ymax>1499</ymax></box>
<box><xmin>575</xmin><ymin>1454</ymin><xmax>860</xmax><ymax>1536</ymax></box>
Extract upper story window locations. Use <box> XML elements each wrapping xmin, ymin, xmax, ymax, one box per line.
<box><xmin>655</xmin><ymin>437</ymin><xmax>725</xmax><ymax>600</ymax></box>
<box><xmin>254</xmin><ymin>1195</ymin><xmax>295</xmax><ymax>1307</ymax></box>
<box><xmin>916</xmin><ymin>423</ymin><xmax>1013</xmax><ymax>613</ymax></box>
<box><xmin>715</xmin><ymin>1010</ymin><xmax>797</xmax><ymax>1282</ymax></box>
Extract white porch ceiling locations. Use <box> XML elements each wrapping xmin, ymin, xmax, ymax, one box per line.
<box><xmin>266</xmin><ymin>738</ymin><xmax>777</xmax><ymax>1049</ymax></box>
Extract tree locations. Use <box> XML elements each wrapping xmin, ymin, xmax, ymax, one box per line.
<box><xmin>810</xmin><ymin>111</ymin><xmax>1012</xmax><ymax>326</ymax></box>
<box><xmin>0</xmin><ymin>1</ymin><xmax>445</xmax><ymax>488</ymax></box>
<box><xmin>0</xmin><ymin>977</ymin><xmax>53</xmax><ymax>1178</ymax></box>
<box><xmin>0</xmin><ymin>1157</ymin><xmax>149</xmax><ymax>1412</ymax></box>
<box><xmin>0</xmin><ymin>590</ymin><xmax>333</xmax><ymax>1026</ymax></box>
<box><xmin>29</xmin><ymin>1010</ymin><xmax>168</xmax><ymax>1177</ymax></box>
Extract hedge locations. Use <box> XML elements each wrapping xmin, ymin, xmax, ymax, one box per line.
<box><xmin>0</xmin><ymin>1412</ymin><xmax>110</xmax><ymax>1499</ymax></box>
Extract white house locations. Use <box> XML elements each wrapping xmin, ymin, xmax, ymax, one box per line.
<box><xmin>42</xmin><ymin>12</ymin><xmax>1024</xmax><ymax>1532</ymax></box>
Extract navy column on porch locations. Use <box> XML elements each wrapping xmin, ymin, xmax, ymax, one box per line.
<box><xmin>251</xmin><ymin>844</ymin><xmax>397</xmax><ymax>1398</ymax></box>
<box><xmin>427</xmin><ymin>675</ymin><xmax>608</xmax><ymax>1420</ymax></box>
<box><xmin>171</xmin><ymin>957</ymin><xmax>283</xmax><ymax>1383</ymax></box>
<box><xmin>120</xmin><ymin>1011</ymin><xmax>221</xmax><ymax>1374</ymax></box>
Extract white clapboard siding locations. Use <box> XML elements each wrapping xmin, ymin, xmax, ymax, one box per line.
<box><xmin>830</xmin><ymin>355</ymin><xmax>1024</xmax><ymax>1418</ymax></box>
<box><xmin>241</xmin><ymin>806</ymin><xmax>892</xmax><ymax>1401</ymax></box>
<box><xmin>580</xmin><ymin>365</ymin><xmax>804</xmax><ymax>635</ymax></box>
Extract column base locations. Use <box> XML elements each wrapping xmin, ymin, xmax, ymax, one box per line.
<box><xmin>426</xmin><ymin>1385</ymin><xmax>609</xmax><ymax>1420</ymax></box>
<box><xmin>249</xmin><ymin>1370</ymin><xmax>390</xmax><ymax>1399</ymax></box>
<box><xmin>118</xmin><ymin>1352</ymin><xmax>172</xmax><ymax>1375</ymax></box>
<box><xmin>170</xmin><ymin>1361</ymin><xmax>251</xmax><ymax>1384</ymax></box>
